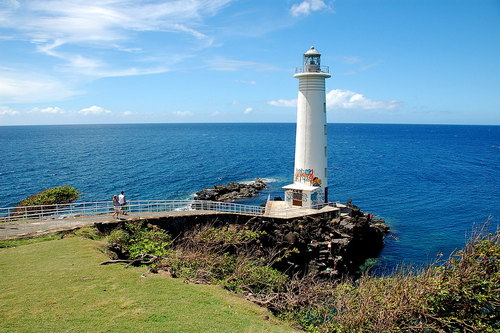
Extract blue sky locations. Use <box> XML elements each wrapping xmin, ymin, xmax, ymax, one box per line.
<box><xmin>0</xmin><ymin>0</ymin><xmax>499</xmax><ymax>125</ymax></box>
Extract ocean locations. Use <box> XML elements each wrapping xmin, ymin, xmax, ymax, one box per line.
<box><xmin>1</xmin><ymin>123</ymin><xmax>498</xmax><ymax>271</ymax></box>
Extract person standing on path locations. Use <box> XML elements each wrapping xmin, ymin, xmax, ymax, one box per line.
<box><xmin>118</xmin><ymin>191</ymin><xmax>127</xmax><ymax>215</ymax></box>
<box><xmin>112</xmin><ymin>195</ymin><xmax>120</xmax><ymax>218</ymax></box>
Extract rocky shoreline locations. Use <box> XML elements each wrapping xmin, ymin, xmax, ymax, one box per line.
<box><xmin>97</xmin><ymin>200</ymin><xmax>389</xmax><ymax>278</ymax></box>
<box><xmin>194</xmin><ymin>179</ymin><xmax>267</xmax><ymax>202</ymax></box>
<box><xmin>243</xmin><ymin>200</ymin><xmax>390</xmax><ymax>277</ymax></box>
<box><xmin>193</xmin><ymin>180</ymin><xmax>390</xmax><ymax>276</ymax></box>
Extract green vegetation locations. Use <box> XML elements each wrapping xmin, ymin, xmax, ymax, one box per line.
<box><xmin>106</xmin><ymin>222</ymin><xmax>499</xmax><ymax>332</ymax></box>
<box><xmin>3</xmin><ymin>221</ymin><xmax>496</xmax><ymax>332</ymax></box>
<box><xmin>0</xmin><ymin>236</ymin><xmax>297</xmax><ymax>332</ymax></box>
<box><xmin>18</xmin><ymin>185</ymin><xmax>80</xmax><ymax>206</ymax></box>
<box><xmin>108</xmin><ymin>222</ymin><xmax>173</xmax><ymax>258</ymax></box>
<box><xmin>194</xmin><ymin>226</ymin><xmax>265</xmax><ymax>245</ymax></box>
<box><xmin>279</xmin><ymin>228</ymin><xmax>500</xmax><ymax>332</ymax></box>
<box><xmin>106</xmin><ymin>223</ymin><xmax>288</xmax><ymax>295</ymax></box>
<box><xmin>73</xmin><ymin>226</ymin><xmax>102</xmax><ymax>240</ymax></box>
<box><xmin>165</xmin><ymin>226</ymin><xmax>288</xmax><ymax>294</ymax></box>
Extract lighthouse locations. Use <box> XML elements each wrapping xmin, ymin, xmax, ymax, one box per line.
<box><xmin>283</xmin><ymin>47</ymin><xmax>331</xmax><ymax>208</ymax></box>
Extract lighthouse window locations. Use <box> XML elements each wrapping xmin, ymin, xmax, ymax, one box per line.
<box><xmin>324</xmin><ymin>103</ymin><xmax>326</xmax><ymax>113</ymax></box>
<box><xmin>324</xmin><ymin>124</ymin><xmax>327</xmax><ymax>135</ymax></box>
<box><xmin>325</xmin><ymin>146</ymin><xmax>327</xmax><ymax>156</ymax></box>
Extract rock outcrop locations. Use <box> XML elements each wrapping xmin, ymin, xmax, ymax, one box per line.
<box><xmin>244</xmin><ymin>202</ymin><xmax>390</xmax><ymax>277</ymax></box>
<box><xmin>97</xmin><ymin>199</ymin><xmax>390</xmax><ymax>279</ymax></box>
<box><xmin>194</xmin><ymin>179</ymin><xmax>267</xmax><ymax>202</ymax></box>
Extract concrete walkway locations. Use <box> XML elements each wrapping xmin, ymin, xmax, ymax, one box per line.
<box><xmin>264</xmin><ymin>201</ymin><xmax>339</xmax><ymax>218</ymax></box>
<box><xmin>0</xmin><ymin>210</ymin><xmax>220</xmax><ymax>241</ymax></box>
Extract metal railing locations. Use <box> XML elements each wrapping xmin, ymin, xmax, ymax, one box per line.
<box><xmin>295</xmin><ymin>65</ymin><xmax>330</xmax><ymax>73</ymax></box>
<box><xmin>0</xmin><ymin>200</ymin><xmax>340</xmax><ymax>223</ymax></box>
<box><xmin>0</xmin><ymin>200</ymin><xmax>266</xmax><ymax>223</ymax></box>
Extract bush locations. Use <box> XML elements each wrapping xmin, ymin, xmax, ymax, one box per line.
<box><xmin>169</xmin><ymin>252</ymin><xmax>238</xmax><ymax>282</ymax></box>
<box><xmin>18</xmin><ymin>185</ymin><xmax>80</xmax><ymax>206</ymax></box>
<box><xmin>425</xmin><ymin>230</ymin><xmax>500</xmax><ymax>332</ymax></box>
<box><xmin>107</xmin><ymin>229</ymin><xmax>130</xmax><ymax>247</ymax></box>
<box><xmin>158</xmin><ymin>224</ymin><xmax>287</xmax><ymax>294</ymax></box>
<box><xmin>73</xmin><ymin>227</ymin><xmax>101</xmax><ymax>240</ymax></box>
<box><xmin>280</xmin><ymin>227</ymin><xmax>500</xmax><ymax>332</ymax></box>
<box><xmin>195</xmin><ymin>227</ymin><xmax>265</xmax><ymax>245</ymax></box>
<box><xmin>12</xmin><ymin>185</ymin><xmax>80</xmax><ymax>218</ymax></box>
<box><xmin>220</xmin><ymin>260</ymin><xmax>288</xmax><ymax>294</ymax></box>
<box><xmin>107</xmin><ymin>223</ymin><xmax>172</xmax><ymax>258</ymax></box>
<box><xmin>128</xmin><ymin>227</ymin><xmax>172</xmax><ymax>258</ymax></box>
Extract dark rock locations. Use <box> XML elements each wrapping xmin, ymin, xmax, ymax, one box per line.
<box><xmin>194</xmin><ymin>179</ymin><xmax>267</xmax><ymax>202</ymax></box>
<box><xmin>284</xmin><ymin>231</ymin><xmax>299</xmax><ymax>244</ymax></box>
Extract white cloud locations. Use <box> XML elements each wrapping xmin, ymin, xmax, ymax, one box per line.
<box><xmin>267</xmin><ymin>99</ymin><xmax>297</xmax><ymax>107</ymax></box>
<box><xmin>172</xmin><ymin>110</ymin><xmax>193</xmax><ymax>117</ymax></box>
<box><xmin>244</xmin><ymin>107</ymin><xmax>253</xmax><ymax>114</ymax></box>
<box><xmin>290</xmin><ymin>0</ymin><xmax>328</xmax><ymax>17</ymax></box>
<box><xmin>339</xmin><ymin>56</ymin><xmax>362</xmax><ymax>64</ymax></box>
<box><xmin>268</xmin><ymin>89</ymin><xmax>400</xmax><ymax>110</ymax></box>
<box><xmin>122</xmin><ymin>111</ymin><xmax>133</xmax><ymax>116</ymax></box>
<box><xmin>326</xmin><ymin>89</ymin><xmax>400</xmax><ymax>110</ymax></box>
<box><xmin>0</xmin><ymin>0</ymin><xmax>233</xmax><ymax>81</ymax></box>
<box><xmin>29</xmin><ymin>106</ymin><xmax>65</xmax><ymax>114</ymax></box>
<box><xmin>234</xmin><ymin>80</ymin><xmax>257</xmax><ymax>85</ymax></box>
<box><xmin>5</xmin><ymin>0</ymin><xmax>232</xmax><ymax>46</ymax></box>
<box><xmin>170</xmin><ymin>23</ymin><xmax>211</xmax><ymax>41</ymax></box>
<box><xmin>78</xmin><ymin>105</ymin><xmax>112</xmax><ymax>115</ymax></box>
<box><xmin>0</xmin><ymin>106</ymin><xmax>20</xmax><ymax>116</ymax></box>
<box><xmin>0</xmin><ymin>71</ymin><xmax>79</xmax><ymax>103</ymax></box>
<box><xmin>211</xmin><ymin>111</ymin><xmax>221</xmax><ymax>116</ymax></box>
<box><xmin>206</xmin><ymin>57</ymin><xmax>277</xmax><ymax>71</ymax></box>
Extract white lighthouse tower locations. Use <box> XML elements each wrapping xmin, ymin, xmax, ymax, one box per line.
<box><xmin>283</xmin><ymin>46</ymin><xmax>331</xmax><ymax>208</ymax></box>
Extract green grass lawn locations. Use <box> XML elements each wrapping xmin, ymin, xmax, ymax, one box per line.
<box><xmin>0</xmin><ymin>236</ymin><xmax>298</xmax><ymax>333</ymax></box>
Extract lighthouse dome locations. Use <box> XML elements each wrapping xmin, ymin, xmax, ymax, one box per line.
<box><xmin>305</xmin><ymin>46</ymin><xmax>320</xmax><ymax>56</ymax></box>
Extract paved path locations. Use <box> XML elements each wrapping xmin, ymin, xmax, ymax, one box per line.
<box><xmin>0</xmin><ymin>205</ymin><xmax>340</xmax><ymax>241</ymax></box>
<box><xmin>0</xmin><ymin>210</ymin><xmax>222</xmax><ymax>241</ymax></box>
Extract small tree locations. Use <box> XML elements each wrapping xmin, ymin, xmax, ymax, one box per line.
<box><xmin>13</xmin><ymin>185</ymin><xmax>80</xmax><ymax>218</ymax></box>
<box><xmin>18</xmin><ymin>185</ymin><xmax>80</xmax><ymax>207</ymax></box>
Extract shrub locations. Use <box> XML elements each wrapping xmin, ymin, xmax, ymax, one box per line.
<box><xmin>128</xmin><ymin>227</ymin><xmax>172</xmax><ymax>257</ymax></box>
<box><xmin>280</xmin><ymin>227</ymin><xmax>500</xmax><ymax>332</ymax></box>
<box><xmin>13</xmin><ymin>185</ymin><xmax>80</xmax><ymax>218</ymax></box>
<box><xmin>18</xmin><ymin>185</ymin><xmax>79</xmax><ymax>206</ymax></box>
<box><xmin>425</xmin><ymin>230</ymin><xmax>500</xmax><ymax>332</ymax></box>
<box><xmin>73</xmin><ymin>227</ymin><xmax>101</xmax><ymax>240</ymax></box>
<box><xmin>107</xmin><ymin>229</ymin><xmax>130</xmax><ymax>247</ymax></box>
<box><xmin>107</xmin><ymin>223</ymin><xmax>172</xmax><ymax>258</ymax></box>
<box><xmin>195</xmin><ymin>226</ymin><xmax>265</xmax><ymax>245</ymax></box>
<box><xmin>220</xmin><ymin>260</ymin><xmax>288</xmax><ymax>294</ymax></box>
<box><xmin>159</xmin><ymin>224</ymin><xmax>287</xmax><ymax>294</ymax></box>
<box><xmin>169</xmin><ymin>252</ymin><xmax>238</xmax><ymax>283</ymax></box>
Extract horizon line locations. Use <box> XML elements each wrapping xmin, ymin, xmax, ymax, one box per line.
<box><xmin>1</xmin><ymin>121</ymin><xmax>499</xmax><ymax>127</ymax></box>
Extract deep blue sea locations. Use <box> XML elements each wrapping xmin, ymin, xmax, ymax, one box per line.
<box><xmin>1</xmin><ymin>123</ymin><xmax>498</xmax><ymax>271</ymax></box>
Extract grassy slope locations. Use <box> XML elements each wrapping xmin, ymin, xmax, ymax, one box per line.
<box><xmin>0</xmin><ymin>237</ymin><xmax>297</xmax><ymax>333</ymax></box>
